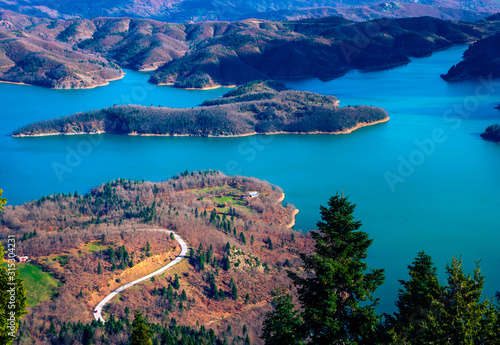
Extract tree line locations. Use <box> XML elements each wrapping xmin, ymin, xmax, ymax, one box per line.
<box><xmin>261</xmin><ymin>194</ymin><xmax>500</xmax><ymax>344</ymax></box>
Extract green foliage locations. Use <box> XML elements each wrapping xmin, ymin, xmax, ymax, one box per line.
<box><xmin>173</xmin><ymin>274</ymin><xmax>180</xmax><ymax>290</ymax></box>
<box><xmin>289</xmin><ymin>193</ymin><xmax>385</xmax><ymax>344</ymax></box>
<box><xmin>261</xmin><ymin>286</ymin><xmax>303</xmax><ymax>345</ymax></box>
<box><xmin>384</xmin><ymin>251</ymin><xmax>443</xmax><ymax>343</ymax></box>
<box><xmin>427</xmin><ymin>257</ymin><xmax>497</xmax><ymax>344</ymax></box>
<box><xmin>131</xmin><ymin>310</ymin><xmax>153</xmax><ymax>345</ymax></box>
<box><xmin>56</xmin><ymin>23</ymin><xmax>79</xmax><ymax>42</ymax></box>
<box><xmin>0</xmin><ymin>189</ymin><xmax>6</xmax><ymax>210</ymax></box>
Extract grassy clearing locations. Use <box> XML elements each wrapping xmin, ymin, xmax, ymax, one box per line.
<box><xmin>86</xmin><ymin>241</ymin><xmax>107</xmax><ymax>253</ymax></box>
<box><xmin>13</xmin><ymin>263</ymin><xmax>59</xmax><ymax>308</ymax></box>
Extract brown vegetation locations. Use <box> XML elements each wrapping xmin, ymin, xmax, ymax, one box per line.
<box><xmin>0</xmin><ymin>170</ymin><xmax>312</xmax><ymax>344</ymax></box>
<box><xmin>1</xmin><ymin>10</ymin><xmax>499</xmax><ymax>89</ymax></box>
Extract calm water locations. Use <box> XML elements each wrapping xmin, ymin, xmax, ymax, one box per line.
<box><xmin>1</xmin><ymin>45</ymin><xmax>499</xmax><ymax>313</ymax></box>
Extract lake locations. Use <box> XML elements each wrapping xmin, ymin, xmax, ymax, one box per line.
<box><xmin>1</xmin><ymin>45</ymin><xmax>499</xmax><ymax>313</ymax></box>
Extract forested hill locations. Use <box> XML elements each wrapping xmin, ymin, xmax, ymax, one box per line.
<box><xmin>441</xmin><ymin>29</ymin><xmax>500</xmax><ymax>81</ymax></box>
<box><xmin>481</xmin><ymin>124</ymin><xmax>500</xmax><ymax>142</ymax></box>
<box><xmin>12</xmin><ymin>81</ymin><xmax>389</xmax><ymax>137</ymax></box>
<box><xmin>0</xmin><ymin>170</ymin><xmax>309</xmax><ymax>344</ymax></box>
<box><xmin>1</xmin><ymin>10</ymin><xmax>498</xmax><ymax>89</ymax></box>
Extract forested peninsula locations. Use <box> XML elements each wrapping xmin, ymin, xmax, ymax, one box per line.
<box><xmin>481</xmin><ymin>124</ymin><xmax>500</xmax><ymax>142</ymax></box>
<box><xmin>441</xmin><ymin>18</ymin><xmax>500</xmax><ymax>82</ymax></box>
<box><xmin>12</xmin><ymin>81</ymin><xmax>389</xmax><ymax>137</ymax></box>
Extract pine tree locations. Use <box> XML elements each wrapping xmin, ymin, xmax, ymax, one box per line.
<box><xmin>267</xmin><ymin>236</ymin><xmax>273</xmax><ymax>250</ymax></box>
<box><xmin>428</xmin><ymin>257</ymin><xmax>497</xmax><ymax>344</ymax></box>
<box><xmin>289</xmin><ymin>194</ymin><xmax>384</xmax><ymax>344</ymax></box>
<box><xmin>230</xmin><ymin>278</ymin><xmax>238</xmax><ymax>300</ymax></box>
<box><xmin>261</xmin><ymin>286</ymin><xmax>303</xmax><ymax>345</ymax></box>
<box><xmin>131</xmin><ymin>310</ymin><xmax>153</xmax><ymax>345</ymax></box>
<box><xmin>239</xmin><ymin>232</ymin><xmax>247</xmax><ymax>244</ymax></box>
<box><xmin>173</xmin><ymin>274</ymin><xmax>180</xmax><ymax>290</ymax></box>
<box><xmin>385</xmin><ymin>251</ymin><xmax>443</xmax><ymax>343</ymax></box>
<box><xmin>97</xmin><ymin>262</ymin><xmax>102</xmax><ymax>275</ymax></box>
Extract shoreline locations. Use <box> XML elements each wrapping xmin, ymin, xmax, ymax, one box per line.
<box><xmin>276</xmin><ymin>193</ymin><xmax>285</xmax><ymax>204</ymax></box>
<box><xmin>0</xmin><ymin>72</ymin><xmax>125</xmax><ymax>90</ymax></box>
<box><xmin>0</xmin><ymin>80</ymin><xmax>31</xmax><ymax>86</ymax></box>
<box><xmin>156</xmin><ymin>82</ymin><xmax>236</xmax><ymax>90</ymax></box>
<box><xmin>286</xmin><ymin>209</ymin><xmax>300</xmax><ymax>229</ymax></box>
<box><xmin>13</xmin><ymin>117</ymin><xmax>389</xmax><ymax>138</ymax></box>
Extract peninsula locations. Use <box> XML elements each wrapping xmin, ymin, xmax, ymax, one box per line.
<box><xmin>441</xmin><ymin>15</ymin><xmax>500</xmax><ymax>82</ymax></box>
<box><xmin>481</xmin><ymin>124</ymin><xmax>500</xmax><ymax>142</ymax></box>
<box><xmin>12</xmin><ymin>81</ymin><xmax>389</xmax><ymax>137</ymax></box>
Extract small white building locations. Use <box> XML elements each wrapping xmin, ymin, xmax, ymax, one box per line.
<box><xmin>248</xmin><ymin>191</ymin><xmax>259</xmax><ymax>198</ymax></box>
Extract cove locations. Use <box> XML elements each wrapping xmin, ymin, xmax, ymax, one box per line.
<box><xmin>1</xmin><ymin>45</ymin><xmax>499</xmax><ymax>313</ymax></box>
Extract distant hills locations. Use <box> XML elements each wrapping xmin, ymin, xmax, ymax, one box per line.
<box><xmin>1</xmin><ymin>10</ymin><xmax>498</xmax><ymax>89</ymax></box>
<box><xmin>0</xmin><ymin>0</ymin><xmax>497</xmax><ymax>22</ymax></box>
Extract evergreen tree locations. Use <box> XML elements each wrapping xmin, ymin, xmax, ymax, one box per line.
<box><xmin>428</xmin><ymin>257</ymin><xmax>497</xmax><ymax>344</ymax></box>
<box><xmin>385</xmin><ymin>251</ymin><xmax>443</xmax><ymax>343</ymax></box>
<box><xmin>267</xmin><ymin>236</ymin><xmax>274</xmax><ymax>250</ymax></box>
<box><xmin>261</xmin><ymin>286</ymin><xmax>303</xmax><ymax>345</ymax></box>
<box><xmin>131</xmin><ymin>310</ymin><xmax>153</xmax><ymax>345</ymax></box>
<box><xmin>97</xmin><ymin>262</ymin><xmax>102</xmax><ymax>275</ymax></box>
<box><xmin>289</xmin><ymin>194</ymin><xmax>384</xmax><ymax>344</ymax></box>
<box><xmin>173</xmin><ymin>274</ymin><xmax>180</xmax><ymax>290</ymax></box>
<box><xmin>239</xmin><ymin>232</ymin><xmax>247</xmax><ymax>245</ymax></box>
<box><xmin>230</xmin><ymin>278</ymin><xmax>238</xmax><ymax>300</ymax></box>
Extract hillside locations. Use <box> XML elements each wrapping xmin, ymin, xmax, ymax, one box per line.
<box><xmin>0</xmin><ymin>171</ymin><xmax>311</xmax><ymax>344</ymax></box>
<box><xmin>442</xmin><ymin>32</ymin><xmax>500</xmax><ymax>81</ymax></box>
<box><xmin>147</xmin><ymin>16</ymin><xmax>490</xmax><ymax>88</ymax></box>
<box><xmin>0</xmin><ymin>11</ymin><xmax>123</xmax><ymax>88</ymax></box>
<box><xmin>0</xmin><ymin>0</ymin><xmax>496</xmax><ymax>22</ymax></box>
<box><xmin>0</xmin><ymin>10</ymin><xmax>496</xmax><ymax>89</ymax></box>
<box><xmin>12</xmin><ymin>81</ymin><xmax>389</xmax><ymax>137</ymax></box>
<box><xmin>481</xmin><ymin>123</ymin><xmax>500</xmax><ymax>142</ymax></box>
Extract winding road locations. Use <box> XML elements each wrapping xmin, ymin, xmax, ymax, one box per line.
<box><xmin>93</xmin><ymin>229</ymin><xmax>188</xmax><ymax>323</ymax></box>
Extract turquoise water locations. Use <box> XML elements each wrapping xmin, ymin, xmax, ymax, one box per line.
<box><xmin>1</xmin><ymin>45</ymin><xmax>499</xmax><ymax>313</ymax></box>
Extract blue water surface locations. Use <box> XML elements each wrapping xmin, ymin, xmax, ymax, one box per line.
<box><xmin>1</xmin><ymin>45</ymin><xmax>499</xmax><ymax>313</ymax></box>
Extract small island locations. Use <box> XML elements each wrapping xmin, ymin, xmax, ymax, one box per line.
<box><xmin>480</xmin><ymin>124</ymin><xmax>500</xmax><ymax>142</ymax></box>
<box><xmin>12</xmin><ymin>81</ymin><xmax>389</xmax><ymax>137</ymax></box>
